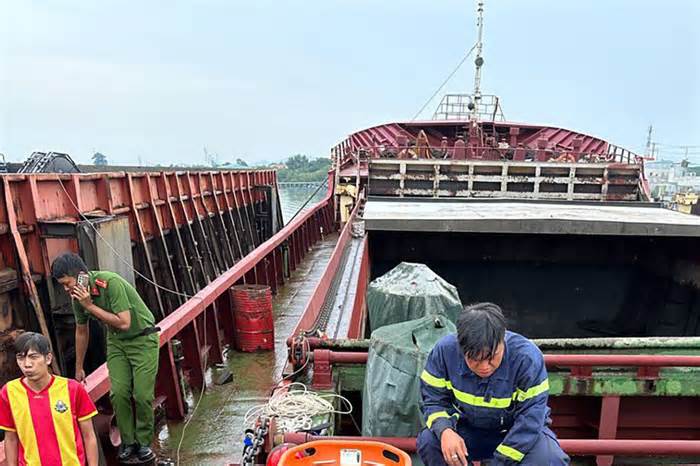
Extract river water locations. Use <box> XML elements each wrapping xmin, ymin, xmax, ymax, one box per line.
<box><xmin>278</xmin><ymin>184</ymin><xmax>328</xmax><ymax>224</ymax></box>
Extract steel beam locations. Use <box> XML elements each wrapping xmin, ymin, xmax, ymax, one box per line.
<box><xmin>317</xmin><ymin>352</ymin><xmax>700</xmax><ymax>367</ymax></box>
<box><xmin>561</xmin><ymin>439</ymin><xmax>700</xmax><ymax>455</ymax></box>
<box><xmin>125</xmin><ymin>173</ymin><xmax>166</xmax><ymax>318</ymax></box>
<box><xmin>596</xmin><ymin>396</ymin><xmax>621</xmax><ymax>466</ymax></box>
<box><xmin>296</xmin><ymin>337</ymin><xmax>700</xmax><ymax>353</ymax></box>
<box><xmin>155</xmin><ymin>342</ymin><xmax>186</xmax><ymax>420</ymax></box>
<box><xmin>2</xmin><ymin>177</ymin><xmax>60</xmax><ymax>374</ymax></box>
<box><xmin>347</xmin><ymin>237</ymin><xmax>369</xmax><ymax>339</ymax></box>
<box><xmin>179</xmin><ymin>321</ymin><xmax>205</xmax><ymax>390</ymax></box>
<box><xmin>290</xmin><ymin>193</ymin><xmax>363</xmax><ymax>337</ymax></box>
<box><xmin>545</xmin><ymin>354</ymin><xmax>700</xmax><ymax>367</ymax></box>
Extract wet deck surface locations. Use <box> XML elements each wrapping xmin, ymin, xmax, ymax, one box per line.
<box><xmin>155</xmin><ymin>233</ymin><xmax>339</xmax><ymax>465</ymax></box>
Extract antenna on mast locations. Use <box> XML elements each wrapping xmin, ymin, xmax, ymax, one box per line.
<box><xmin>644</xmin><ymin>125</ymin><xmax>653</xmax><ymax>157</ymax></box>
<box><xmin>471</xmin><ymin>0</ymin><xmax>485</xmax><ymax>120</ymax></box>
<box><xmin>430</xmin><ymin>0</ymin><xmax>503</xmax><ymax>121</ymax></box>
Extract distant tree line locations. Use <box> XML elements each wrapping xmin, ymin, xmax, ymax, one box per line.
<box><xmin>277</xmin><ymin>154</ymin><xmax>330</xmax><ymax>182</ymax></box>
<box><xmin>87</xmin><ymin>150</ymin><xmax>330</xmax><ymax>181</ymax></box>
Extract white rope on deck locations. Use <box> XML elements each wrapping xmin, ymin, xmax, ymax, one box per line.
<box><xmin>244</xmin><ymin>382</ymin><xmax>354</xmax><ymax>432</ymax></box>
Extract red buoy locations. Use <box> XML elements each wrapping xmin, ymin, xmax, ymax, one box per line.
<box><xmin>231</xmin><ymin>284</ymin><xmax>274</xmax><ymax>352</ymax></box>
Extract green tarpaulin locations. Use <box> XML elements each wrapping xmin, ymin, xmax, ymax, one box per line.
<box><xmin>362</xmin><ymin>314</ymin><xmax>457</xmax><ymax>437</ymax></box>
<box><xmin>367</xmin><ymin>262</ymin><xmax>463</xmax><ymax>332</ymax></box>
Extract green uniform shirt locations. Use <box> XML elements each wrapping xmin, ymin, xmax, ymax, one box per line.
<box><xmin>72</xmin><ymin>271</ymin><xmax>155</xmax><ymax>341</ymax></box>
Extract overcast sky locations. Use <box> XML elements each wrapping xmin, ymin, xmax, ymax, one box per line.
<box><xmin>1</xmin><ymin>0</ymin><xmax>698</xmax><ymax>166</ymax></box>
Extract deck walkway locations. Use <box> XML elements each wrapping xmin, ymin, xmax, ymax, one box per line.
<box><xmin>155</xmin><ymin>234</ymin><xmax>339</xmax><ymax>465</ymax></box>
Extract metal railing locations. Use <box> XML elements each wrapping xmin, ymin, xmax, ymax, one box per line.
<box><xmin>432</xmin><ymin>94</ymin><xmax>505</xmax><ymax>121</ymax></box>
<box><xmin>339</xmin><ymin>144</ymin><xmax>642</xmax><ymax>165</ymax></box>
<box><xmin>367</xmin><ymin>158</ymin><xmax>645</xmax><ymax>201</ymax></box>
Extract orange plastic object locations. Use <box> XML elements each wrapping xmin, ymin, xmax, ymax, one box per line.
<box><xmin>278</xmin><ymin>440</ymin><xmax>411</xmax><ymax>466</ymax></box>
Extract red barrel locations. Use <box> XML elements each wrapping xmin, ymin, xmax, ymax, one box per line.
<box><xmin>231</xmin><ymin>284</ymin><xmax>274</xmax><ymax>352</ymax></box>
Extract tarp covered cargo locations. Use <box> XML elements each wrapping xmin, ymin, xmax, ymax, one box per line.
<box><xmin>367</xmin><ymin>262</ymin><xmax>463</xmax><ymax>331</ymax></box>
<box><xmin>362</xmin><ymin>314</ymin><xmax>457</xmax><ymax>437</ymax></box>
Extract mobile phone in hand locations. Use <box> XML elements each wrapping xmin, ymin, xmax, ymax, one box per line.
<box><xmin>77</xmin><ymin>272</ymin><xmax>89</xmax><ymax>289</ymax></box>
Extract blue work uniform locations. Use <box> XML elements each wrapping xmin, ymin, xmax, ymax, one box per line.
<box><xmin>417</xmin><ymin>331</ymin><xmax>569</xmax><ymax>466</ymax></box>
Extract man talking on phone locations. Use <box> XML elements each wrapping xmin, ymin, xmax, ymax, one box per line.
<box><xmin>51</xmin><ymin>252</ymin><xmax>159</xmax><ymax>462</ymax></box>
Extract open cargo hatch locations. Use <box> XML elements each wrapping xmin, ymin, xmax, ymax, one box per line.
<box><xmin>364</xmin><ymin>198</ymin><xmax>700</xmax><ymax>339</ymax></box>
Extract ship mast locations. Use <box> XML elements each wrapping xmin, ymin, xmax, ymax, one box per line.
<box><xmin>471</xmin><ymin>0</ymin><xmax>485</xmax><ymax>120</ymax></box>
<box><xmin>431</xmin><ymin>0</ymin><xmax>503</xmax><ymax>121</ymax></box>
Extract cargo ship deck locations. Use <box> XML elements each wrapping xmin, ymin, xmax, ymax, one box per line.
<box><xmin>155</xmin><ymin>234</ymin><xmax>337</xmax><ymax>465</ymax></box>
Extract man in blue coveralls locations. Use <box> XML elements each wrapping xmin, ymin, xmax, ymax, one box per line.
<box><xmin>417</xmin><ymin>303</ymin><xmax>569</xmax><ymax>466</ymax></box>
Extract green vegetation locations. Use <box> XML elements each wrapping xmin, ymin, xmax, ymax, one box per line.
<box><xmin>92</xmin><ymin>152</ymin><xmax>108</xmax><ymax>165</ymax></box>
<box><xmin>277</xmin><ymin>154</ymin><xmax>330</xmax><ymax>182</ymax></box>
<box><xmin>139</xmin><ymin>153</ymin><xmax>329</xmax><ymax>179</ymax></box>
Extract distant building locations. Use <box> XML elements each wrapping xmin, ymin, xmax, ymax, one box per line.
<box><xmin>646</xmin><ymin>160</ymin><xmax>700</xmax><ymax>201</ymax></box>
<box><xmin>671</xmin><ymin>191</ymin><xmax>699</xmax><ymax>215</ymax></box>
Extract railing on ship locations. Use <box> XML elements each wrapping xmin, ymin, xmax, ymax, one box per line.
<box><xmin>606</xmin><ymin>143</ymin><xmax>639</xmax><ymax>165</ymax></box>
<box><xmin>335</xmin><ymin>144</ymin><xmax>642</xmax><ymax>166</ymax></box>
<box><xmin>367</xmin><ymin>158</ymin><xmax>646</xmax><ymax>201</ymax></box>
<box><xmin>431</xmin><ymin>94</ymin><xmax>506</xmax><ymax>121</ymax></box>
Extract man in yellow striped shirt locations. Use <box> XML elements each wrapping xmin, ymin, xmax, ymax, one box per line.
<box><xmin>0</xmin><ymin>332</ymin><xmax>98</xmax><ymax>466</ymax></box>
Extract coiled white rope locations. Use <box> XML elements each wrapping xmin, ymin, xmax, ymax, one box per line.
<box><xmin>244</xmin><ymin>382</ymin><xmax>353</xmax><ymax>432</ymax></box>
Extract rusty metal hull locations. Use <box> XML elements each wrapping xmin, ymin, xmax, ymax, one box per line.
<box><xmin>0</xmin><ymin>170</ymin><xmax>276</xmax><ymax>380</ymax></box>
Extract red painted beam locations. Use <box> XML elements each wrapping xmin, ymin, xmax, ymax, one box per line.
<box><xmin>84</xmin><ymin>364</ymin><xmax>112</xmax><ymax>400</ymax></box>
<box><xmin>347</xmin><ymin>237</ymin><xmax>369</xmax><ymax>339</ymax></box>
<box><xmin>563</xmin><ymin>439</ymin><xmax>700</xmax><ymax>455</ymax></box>
<box><xmin>320</xmin><ymin>352</ymin><xmax>700</xmax><ymax>368</ymax></box>
<box><xmin>327</xmin><ymin>351</ymin><xmax>368</xmax><ymax>364</ymax></box>
<box><xmin>283</xmin><ymin>434</ymin><xmax>700</xmax><ymax>456</ymax></box>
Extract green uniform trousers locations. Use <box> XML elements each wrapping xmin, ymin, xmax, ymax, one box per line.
<box><xmin>106</xmin><ymin>332</ymin><xmax>159</xmax><ymax>446</ymax></box>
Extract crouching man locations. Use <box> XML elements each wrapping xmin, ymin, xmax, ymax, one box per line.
<box><xmin>417</xmin><ymin>303</ymin><xmax>569</xmax><ymax>465</ymax></box>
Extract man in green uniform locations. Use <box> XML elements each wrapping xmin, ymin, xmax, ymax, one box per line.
<box><xmin>52</xmin><ymin>253</ymin><xmax>159</xmax><ymax>462</ymax></box>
